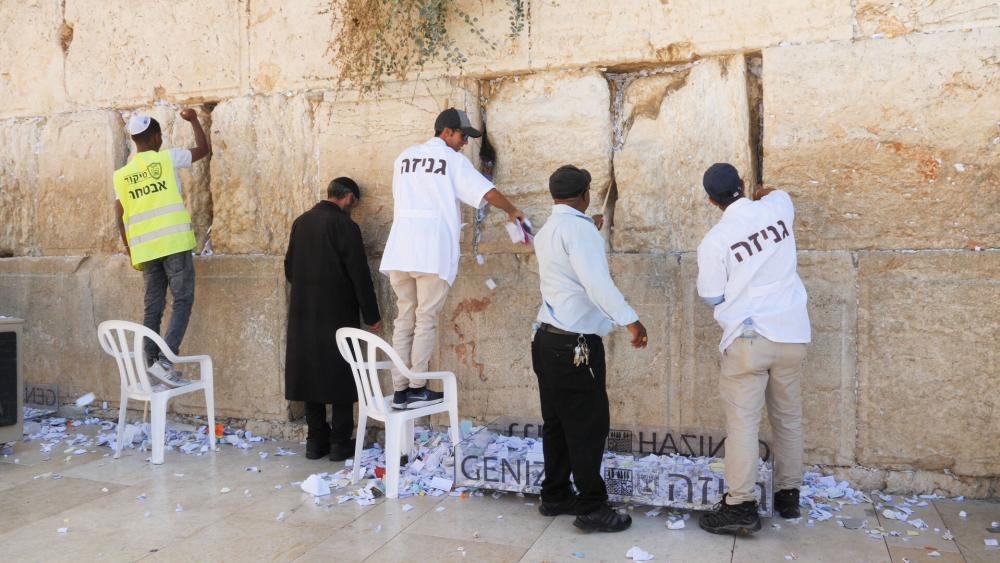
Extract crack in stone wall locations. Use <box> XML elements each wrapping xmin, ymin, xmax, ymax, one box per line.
<box><xmin>746</xmin><ymin>54</ymin><xmax>764</xmax><ymax>187</ymax></box>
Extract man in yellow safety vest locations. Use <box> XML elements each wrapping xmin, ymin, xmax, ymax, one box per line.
<box><xmin>113</xmin><ymin>109</ymin><xmax>211</xmax><ymax>385</ymax></box>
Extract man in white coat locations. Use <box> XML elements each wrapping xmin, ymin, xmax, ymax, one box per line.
<box><xmin>695</xmin><ymin>163</ymin><xmax>811</xmax><ymax>536</ymax></box>
<box><xmin>380</xmin><ymin>108</ymin><xmax>524</xmax><ymax>410</ymax></box>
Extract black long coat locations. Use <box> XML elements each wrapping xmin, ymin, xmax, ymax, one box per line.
<box><xmin>284</xmin><ymin>201</ymin><xmax>380</xmax><ymax>404</ymax></box>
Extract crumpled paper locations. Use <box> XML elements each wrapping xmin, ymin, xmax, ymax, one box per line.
<box><xmin>626</xmin><ymin>546</ymin><xmax>654</xmax><ymax>561</ymax></box>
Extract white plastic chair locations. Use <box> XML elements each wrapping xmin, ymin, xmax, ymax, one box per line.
<box><xmin>97</xmin><ymin>320</ymin><xmax>215</xmax><ymax>465</ymax></box>
<box><xmin>335</xmin><ymin>327</ymin><xmax>460</xmax><ymax>499</ymax></box>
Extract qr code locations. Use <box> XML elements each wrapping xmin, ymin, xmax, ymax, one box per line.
<box><xmin>604</xmin><ymin>467</ymin><xmax>634</xmax><ymax>496</ymax></box>
<box><xmin>606</xmin><ymin>429</ymin><xmax>633</xmax><ymax>453</ymax></box>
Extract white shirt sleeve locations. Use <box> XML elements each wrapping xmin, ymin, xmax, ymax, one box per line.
<box><xmin>169</xmin><ymin>148</ymin><xmax>193</xmax><ymax>169</ymax></box>
<box><xmin>452</xmin><ymin>154</ymin><xmax>494</xmax><ymax>208</ymax></box>
<box><xmin>761</xmin><ymin>190</ymin><xmax>793</xmax><ymax>218</ymax></box>
<box><xmin>697</xmin><ymin>237</ymin><xmax>728</xmax><ymax>299</ymax></box>
<box><xmin>565</xmin><ymin>221</ymin><xmax>639</xmax><ymax>327</ymax></box>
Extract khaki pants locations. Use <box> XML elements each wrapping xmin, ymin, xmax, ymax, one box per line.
<box><xmin>388</xmin><ymin>271</ymin><xmax>451</xmax><ymax>392</ymax></box>
<box><xmin>719</xmin><ymin>332</ymin><xmax>807</xmax><ymax>504</ymax></box>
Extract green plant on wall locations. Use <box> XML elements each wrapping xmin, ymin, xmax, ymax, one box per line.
<box><xmin>334</xmin><ymin>0</ymin><xmax>526</xmax><ymax>93</ymax></box>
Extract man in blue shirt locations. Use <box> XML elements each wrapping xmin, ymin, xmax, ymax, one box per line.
<box><xmin>532</xmin><ymin>165</ymin><xmax>648</xmax><ymax>533</ymax></box>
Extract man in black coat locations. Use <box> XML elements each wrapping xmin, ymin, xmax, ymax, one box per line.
<box><xmin>285</xmin><ymin>177</ymin><xmax>382</xmax><ymax>461</ymax></box>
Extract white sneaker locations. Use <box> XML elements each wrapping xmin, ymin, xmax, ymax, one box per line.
<box><xmin>147</xmin><ymin>359</ymin><xmax>190</xmax><ymax>387</ymax></box>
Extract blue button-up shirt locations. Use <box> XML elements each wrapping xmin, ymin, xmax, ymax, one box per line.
<box><xmin>534</xmin><ymin>205</ymin><xmax>639</xmax><ymax>336</ymax></box>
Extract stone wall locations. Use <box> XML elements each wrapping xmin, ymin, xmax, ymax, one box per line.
<box><xmin>0</xmin><ymin>1</ymin><xmax>997</xmax><ymax>493</ymax></box>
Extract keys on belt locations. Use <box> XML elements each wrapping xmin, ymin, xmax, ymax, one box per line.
<box><xmin>536</xmin><ymin>323</ymin><xmax>592</xmax><ymax>368</ymax></box>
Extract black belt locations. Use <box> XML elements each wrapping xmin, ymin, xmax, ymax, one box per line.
<box><xmin>539</xmin><ymin>323</ymin><xmax>581</xmax><ymax>336</ymax></box>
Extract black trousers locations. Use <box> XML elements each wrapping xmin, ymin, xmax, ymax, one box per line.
<box><xmin>304</xmin><ymin>402</ymin><xmax>354</xmax><ymax>446</ymax></box>
<box><xmin>531</xmin><ymin>329</ymin><xmax>609</xmax><ymax>514</ymax></box>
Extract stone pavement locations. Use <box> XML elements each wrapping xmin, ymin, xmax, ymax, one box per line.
<box><xmin>1</xmin><ymin>424</ymin><xmax>998</xmax><ymax>563</ymax></box>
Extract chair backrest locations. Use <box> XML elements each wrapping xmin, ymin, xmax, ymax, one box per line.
<box><xmin>336</xmin><ymin>327</ymin><xmax>409</xmax><ymax>418</ymax></box>
<box><xmin>97</xmin><ymin>320</ymin><xmax>165</xmax><ymax>396</ymax></box>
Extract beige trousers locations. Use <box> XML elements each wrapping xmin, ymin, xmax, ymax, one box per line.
<box><xmin>388</xmin><ymin>271</ymin><xmax>451</xmax><ymax>392</ymax></box>
<box><xmin>719</xmin><ymin>332</ymin><xmax>807</xmax><ymax>504</ymax></box>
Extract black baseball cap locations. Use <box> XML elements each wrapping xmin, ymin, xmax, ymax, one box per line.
<box><xmin>702</xmin><ymin>163</ymin><xmax>743</xmax><ymax>205</ymax></box>
<box><xmin>435</xmin><ymin>108</ymin><xmax>482</xmax><ymax>138</ymax></box>
<box><xmin>549</xmin><ymin>165</ymin><xmax>591</xmax><ymax>199</ymax></box>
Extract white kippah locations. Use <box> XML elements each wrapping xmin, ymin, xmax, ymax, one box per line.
<box><xmin>126</xmin><ymin>115</ymin><xmax>151</xmax><ymax>136</ymax></box>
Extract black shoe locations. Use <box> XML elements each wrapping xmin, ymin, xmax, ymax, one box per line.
<box><xmin>774</xmin><ymin>488</ymin><xmax>801</xmax><ymax>519</ymax></box>
<box><xmin>329</xmin><ymin>440</ymin><xmax>356</xmax><ymax>462</ymax></box>
<box><xmin>305</xmin><ymin>438</ymin><xmax>331</xmax><ymax>460</ymax></box>
<box><xmin>538</xmin><ymin>496</ymin><xmax>579</xmax><ymax>516</ymax></box>
<box><xmin>699</xmin><ymin>494</ymin><xmax>761</xmax><ymax>536</ymax></box>
<box><xmin>573</xmin><ymin>505</ymin><xmax>632</xmax><ymax>533</ymax></box>
<box><xmin>391</xmin><ymin>390</ymin><xmax>408</xmax><ymax>410</ymax></box>
<box><xmin>401</xmin><ymin>386</ymin><xmax>444</xmax><ymax>409</ymax></box>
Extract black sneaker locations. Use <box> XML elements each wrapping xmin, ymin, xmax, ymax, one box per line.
<box><xmin>305</xmin><ymin>438</ymin><xmax>331</xmax><ymax>460</ymax></box>
<box><xmin>391</xmin><ymin>390</ymin><xmax>409</xmax><ymax>410</ymax></box>
<box><xmin>573</xmin><ymin>505</ymin><xmax>632</xmax><ymax>533</ymax></box>
<box><xmin>538</xmin><ymin>495</ymin><xmax>579</xmax><ymax>516</ymax></box>
<box><xmin>402</xmin><ymin>386</ymin><xmax>444</xmax><ymax>409</ymax></box>
<box><xmin>774</xmin><ymin>488</ymin><xmax>801</xmax><ymax>519</ymax></box>
<box><xmin>329</xmin><ymin>440</ymin><xmax>356</xmax><ymax>462</ymax></box>
<box><xmin>699</xmin><ymin>494</ymin><xmax>761</xmax><ymax>536</ymax></box>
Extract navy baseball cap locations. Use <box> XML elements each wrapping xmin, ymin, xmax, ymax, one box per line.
<box><xmin>702</xmin><ymin>163</ymin><xmax>743</xmax><ymax>205</ymax></box>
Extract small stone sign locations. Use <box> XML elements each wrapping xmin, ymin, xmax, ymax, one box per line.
<box><xmin>455</xmin><ymin>417</ymin><xmax>773</xmax><ymax>516</ymax></box>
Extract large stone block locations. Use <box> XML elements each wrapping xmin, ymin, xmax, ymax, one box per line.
<box><xmin>37</xmin><ymin>111</ymin><xmax>127</xmax><ymax>255</ymax></box>
<box><xmin>480</xmin><ymin>71</ymin><xmax>612</xmax><ymax>253</ymax></box>
<box><xmin>604</xmin><ymin>254</ymin><xmax>681</xmax><ymax>429</ymax></box>
<box><xmin>122</xmin><ymin>105</ymin><xmax>215</xmax><ymax>253</ymax></box>
<box><xmin>529</xmin><ymin>1</ymin><xmax>852</xmax><ymax>70</ymax></box>
<box><xmin>0</xmin><ymin>0</ymin><xmax>65</xmax><ymax>117</ymax></box>
<box><xmin>795</xmin><ymin>251</ymin><xmax>858</xmax><ymax>466</ymax></box>
<box><xmin>248</xmin><ymin>0</ymin><xmax>341</xmax><ymax>93</ymax></box>
<box><xmin>170</xmin><ymin>256</ymin><xmax>288</xmax><ymax>420</ymax></box>
<box><xmin>316</xmin><ymin>79</ymin><xmax>480</xmax><ymax>255</ymax></box>
<box><xmin>763</xmin><ymin>29</ymin><xmax>1000</xmax><ymax>251</ymax></box>
<box><xmin>436</xmin><ymin>253</ymin><xmax>542</xmax><ymax>421</ymax></box>
<box><xmin>0</xmin><ymin>257</ymin><xmax>98</xmax><ymax>400</ymax></box>
<box><xmin>63</xmin><ymin>0</ymin><xmax>243</xmax><ymax>107</ymax></box>
<box><xmin>857</xmin><ymin>250</ymin><xmax>1000</xmax><ymax>476</ymax></box>
<box><xmin>857</xmin><ymin>1</ymin><xmax>1000</xmax><ymax>37</ymax></box>
<box><xmin>248</xmin><ymin>0</ymin><xmax>529</xmax><ymax>93</ymax></box>
<box><xmin>209</xmin><ymin>94</ymin><xmax>321</xmax><ymax>254</ymax></box>
<box><xmin>613</xmin><ymin>56</ymin><xmax>753</xmax><ymax>253</ymax></box>
<box><xmin>676</xmin><ymin>250</ymin><xmax>859</xmax><ymax>466</ymax></box>
<box><xmin>0</xmin><ymin>118</ymin><xmax>44</xmax><ymax>256</ymax></box>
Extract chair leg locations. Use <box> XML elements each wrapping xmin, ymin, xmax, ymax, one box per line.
<box><xmin>385</xmin><ymin>423</ymin><xmax>402</xmax><ymax>499</ymax></box>
<box><xmin>150</xmin><ymin>394</ymin><xmax>168</xmax><ymax>465</ymax></box>
<box><xmin>351</xmin><ymin>413</ymin><xmax>367</xmax><ymax>484</ymax></box>
<box><xmin>115</xmin><ymin>394</ymin><xmax>128</xmax><ymax>459</ymax></box>
<box><xmin>203</xmin><ymin>383</ymin><xmax>215</xmax><ymax>453</ymax></box>
<box><xmin>447</xmin><ymin>407</ymin><xmax>460</xmax><ymax>448</ymax></box>
<box><xmin>403</xmin><ymin>419</ymin><xmax>415</xmax><ymax>458</ymax></box>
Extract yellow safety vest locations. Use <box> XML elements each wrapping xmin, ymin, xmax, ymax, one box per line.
<box><xmin>113</xmin><ymin>151</ymin><xmax>196</xmax><ymax>266</ymax></box>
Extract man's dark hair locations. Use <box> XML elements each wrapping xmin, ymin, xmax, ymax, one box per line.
<box><xmin>327</xmin><ymin>176</ymin><xmax>360</xmax><ymax>200</ymax></box>
<box><xmin>131</xmin><ymin>118</ymin><xmax>161</xmax><ymax>144</ymax></box>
